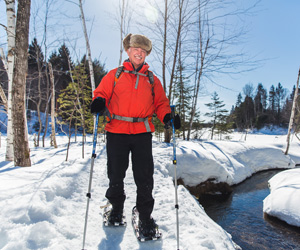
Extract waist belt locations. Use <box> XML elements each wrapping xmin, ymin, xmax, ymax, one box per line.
<box><xmin>111</xmin><ymin>114</ymin><xmax>151</xmax><ymax>132</ymax></box>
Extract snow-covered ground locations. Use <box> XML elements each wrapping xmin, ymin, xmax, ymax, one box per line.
<box><xmin>0</xmin><ymin>129</ymin><xmax>299</xmax><ymax>250</ymax></box>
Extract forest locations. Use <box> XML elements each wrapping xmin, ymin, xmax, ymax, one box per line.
<box><xmin>1</xmin><ymin>38</ymin><xmax>299</xmax><ymax>141</ymax></box>
<box><xmin>0</xmin><ymin>0</ymin><xmax>299</xmax><ymax>167</ymax></box>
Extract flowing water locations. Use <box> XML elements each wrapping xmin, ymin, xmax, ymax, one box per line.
<box><xmin>200</xmin><ymin>170</ymin><xmax>300</xmax><ymax>250</ymax></box>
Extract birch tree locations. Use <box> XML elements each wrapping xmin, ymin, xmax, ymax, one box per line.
<box><xmin>285</xmin><ymin>67</ymin><xmax>300</xmax><ymax>155</ymax></box>
<box><xmin>79</xmin><ymin>0</ymin><xmax>95</xmax><ymax>93</ymax></box>
<box><xmin>48</xmin><ymin>62</ymin><xmax>57</xmax><ymax>148</ymax></box>
<box><xmin>135</xmin><ymin>0</ymin><xmax>197</xmax><ymax>142</ymax></box>
<box><xmin>0</xmin><ymin>48</ymin><xmax>8</xmax><ymax>110</ymax></box>
<box><xmin>116</xmin><ymin>0</ymin><xmax>132</xmax><ymax>65</ymax></box>
<box><xmin>12</xmin><ymin>0</ymin><xmax>31</xmax><ymax>167</ymax></box>
<box><xmin>41</xmin><ymin>0</ymin><xmax>52</xmax><ymax>148</ymax></box>
<box><xmin>186</xmin><ymin>0</ymin><xmax>260</xmax><ymax>140</ymax></box>
<box><xmin>4</xmin><ymin>0</ymin><xmax>16</xmax><ymax>161</ymax></box>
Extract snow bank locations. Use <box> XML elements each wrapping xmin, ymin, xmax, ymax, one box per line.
<box><xmin>263</xmin><ymin>168</ymin><xmax>300</xmax><ymax>227</ymax></box>
<box><xmin>165</xmin><ymin>140</ymin><xmax>294</xmax><ymax>187</ymax></box>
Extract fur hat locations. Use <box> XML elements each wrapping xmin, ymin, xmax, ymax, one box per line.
<box><xmin>123</xmin><ymin>33</ymin><xmax>152</xmax><ymax>55</ymax></box>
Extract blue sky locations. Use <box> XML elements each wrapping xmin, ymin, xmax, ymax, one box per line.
<box><xmin>196</xmin><ymin>0</ymin><xmax>300</xmax><ymax>110</ymax></box>
<box><xmin>1</xmin><ymin>0</ymin><xmax>299</xmax><ymax>115</ymax></box>
<box><xmin>79</xmin><ymin>0</ymin><xmax>300</xmax><ymax>113</ymax></box>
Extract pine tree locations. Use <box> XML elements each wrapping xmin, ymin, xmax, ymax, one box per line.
<box><xmin>236</xmin><ymin>93</ymin><xmax>242</xmax><ymax>107</ymax></box>
<box><xmin>153</xmin><ymin>115</ymin><xmax>165</xmax><ymax>142</ymax></box>
<box><xmin>231</xmin><ymin>94</ymin><xmax>255</xmax><ymax>133</ymax></box>
<box><xmin>28</xmin><ymin>38</ymin><xmax>44</xmax><ymax>71</ymax></box>
<box><xmin>205</xmin><ymin>92</ymin><xmax>229</xmax><ymax>140</ymax></box>
<box><xmin>57</xmin><ymin>64</ymin><xmax>93</xmax><ymax>160</ymax></box>
<box><xmin>27</xmin><ymin>38</ymin><xmax>45</xmax><ymax>146</ymax></box>
<box><xmin>81</xmin><ymin>55</ymin><xmax>107</xmax><ymax>89</ymax></box>
<box><xmin>254</xmin><ymin>83</ymin><xmax>268</xmax><ymax>129</ymax></box>
<box><xmin>172</xmin><ymin>61</ymin><xmax>192</xmax><ymax>139</ymax></box>
<box><xmin>268</xmin><ymin>85</ymin><xmax>276</xmax><ymax>123</ymax></box>
<box><xmin>49</xmin><ymin>43</ymin><xmax>73</xmax><ymax>93</ymax></box>
<box><xmin>274</xmin><ymin>82</ymin><xmax>287</xmax><ymax>125</ymax></box>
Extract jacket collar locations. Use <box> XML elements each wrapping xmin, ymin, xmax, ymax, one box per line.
<box><xmin>123</xmin><ymin>59</ymin><xmax>149</xmax><ymax>73</ymax></box>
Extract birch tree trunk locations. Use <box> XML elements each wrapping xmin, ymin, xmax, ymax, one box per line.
<box><xmin>42</xmin><ymin>66</ymin><xmax>50</xmax><ymax>148</ymax></box>
<box><xmin>285</xmin><ymin>67</ymin><xmax>300</xmax><ymax>155</ymax></box>
<box><xmin>41</xmin><ymin>0</ymin><xmax>50</xmax><ymax>147</ymax></box>
<box><xmin>5</xmin><ymin>0</ymin><xmax>16</xmax><ymax>161</ymax></box>
<box><xmin>36</xmin><ymin>45</ymin><xmax>43</xmax><ymax>147</ymax></box>
<box><xmin>79</xmin><ymin>0</ymin><xmax>95</xmax><ymax>92</ymax></box>
<box><xmin>48</xmin><ymin>62</ymin><xmax>57</xmax><ymax>148</ymax></box>
<box><xmin>118</xmin><ymin>0</ymin><xmax>125</xmax><ymax>66</ymax></box>
<box><xmin>12</xmin><ymin>0</ymin><xmax>31</xmax><ymax>167</ymax></box>
<box><xmin>162</xmin><ymin>0</ymin><xmax>168</xmax><ymax>92</ymax></box>
<box><xmin>0</xmin><ymin>48</ymin><xmax>8</xmax><ymax>110</ymax></box>
<box><xmin>187</xmin><ymin>3</ymin><xmax>208</xmax><ymax>141</ymax></box>
<box><xmin>167</xmin><ymin>0</ymin><xmax>183</xmax><ymax>101</ymax></box>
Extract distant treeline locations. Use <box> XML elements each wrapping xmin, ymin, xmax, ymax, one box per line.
<box><xmin>228</xmin><ymin>82</ymin><xmax>299</xmax><ymax>131</ymax></box>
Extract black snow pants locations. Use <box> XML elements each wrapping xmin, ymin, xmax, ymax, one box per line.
<box><xmin>105</xmin><ymin>132</ymin><xmax>154</xmax><ymax>220</ymax></box>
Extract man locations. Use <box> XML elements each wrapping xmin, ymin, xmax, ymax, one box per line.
<box><xmin>91</xmin><ymin>33</ymin><xmax>180</xmax><ymax>237</ymax></box>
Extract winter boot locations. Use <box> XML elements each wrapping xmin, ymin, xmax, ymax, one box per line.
<box><xmin>108</xmin><ymin>207</ymin><xmax>123</xmax><ymax>224</ymax></box>
<box><xmin>138</xmin><ymin>217</ymin><xmax>158</xmax><ymax>237</ymax></box>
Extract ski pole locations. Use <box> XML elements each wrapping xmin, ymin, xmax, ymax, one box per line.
<box><xmin>82</xmin><ymin>113</ymin><xmax>100</xmax><ymax>250</ymax></box>
<box><xmin>170</xmin><ymin>105</ymin><xmax>180</xmax><ymax>250</ymax></box>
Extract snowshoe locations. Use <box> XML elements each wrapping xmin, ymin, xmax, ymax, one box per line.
<box><xmin>132</xmin><ymin>206</ymin><xmax>162</xmax><ymax>242</ymax></box>
<box><xmin>101</xmin><ymin>202</ymin><xmax>126</xmax><ymax>227</ymax></box>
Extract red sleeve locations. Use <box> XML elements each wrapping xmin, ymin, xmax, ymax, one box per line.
<box><xmin>153</xmin><ymin>75</ymin><xmax>171</xmax><ymax>123</ymax></box>
<box><xmin>93</xmin><ymin>69</ymin><xmax>117</xmax><ymax>103</ymax></box>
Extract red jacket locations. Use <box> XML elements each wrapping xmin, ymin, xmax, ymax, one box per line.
<box><xmin>93</xmin><ymin>61</ymin><xmax>171</xmax><ymax>134</ymax></box>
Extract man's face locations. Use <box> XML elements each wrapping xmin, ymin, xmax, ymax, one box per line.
<box><xmin>126</xmin><ymin>47</ymin><xmax>147</xmax><ymax>69</ymax></box>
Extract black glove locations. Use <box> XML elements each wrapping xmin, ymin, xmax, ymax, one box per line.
<box><xmin>90</xmin><ymin>97</ymin><xmax>106</xmax><ymax>114</ymax></box>
<box><xmin>163</xmin><ymin>113</ymin><xmax>181</xmax><ymax>129</ymax></box>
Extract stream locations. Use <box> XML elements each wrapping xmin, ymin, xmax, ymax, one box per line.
<box><xmin>200</xmin><ymin>170</ymin><xmax>300</xmax><ymax>250</ymax></box>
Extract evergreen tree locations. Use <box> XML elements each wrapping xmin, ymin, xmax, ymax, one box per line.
<box><xmin>254</xmin><ymin>83</ymin><xmax>268</xmax><ymax>129</ymax></box>
<box><xmin>274</xmin><ymin>82</ymin><xmax>287</xmax><ymax>125</ymax></box>
<box><xmin>27</xmin><ymin>38</ymin><xmax>46</xmax><ymax>111</ymax></box>
<box><xmin>28</xmin><ymin>38</ymin><xmax>44</xmax><ymax>71</ymax></box>
<box><xmin>254</xmin><ymin>83</ymin><xmax>265</xmax><ymax>114</ymax></box>
<box><xmin>153</xmin><ymin>115</ymin><xmax>165</xmax><ymax>142</ymax></box>
<box><xmin>236</xmin><ymin>93</ymin><xmax>242</xmax><ymax>107</ymax></box>
<box><xmin>232</xmin><ymin>94</ymin><xmax>255</xmax><ymax>131</ymax></box>
<box><xmin>49</xmin><ymin>43</ymin><xmax>73</xmax><ymax>92</ymax></box>
<box><xmin>57</xmin><ymin>64</ymin><xmax>93</xmax><ymax>160</ymax></box>
<box><xmin>205</xmin><ymin>92</ymin><xmax>229</xmax><ymax>139</ymax></box>
<box><xmin>268</xmin><ymin>85</ymin><xmax>276</xmax><ymax>123</ymax></box>
<box><xmin>81</xmin><ymin>55</ymin><xmax>107</xmax><ymax>89</ymax></box>
<box><xmin>243</xmin><ymin>95</ymin><xmax>255</xmax><ymax>129</ymax></box>
<box><xmin>172</xmin><ymin>61</ymin><xmax>192</xmax><ymax>140</ymax></box>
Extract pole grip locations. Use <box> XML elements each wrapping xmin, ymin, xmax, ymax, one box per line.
<box><xmin>170</xmin><ymin>105</ymin><xmax>175</xmax><ymax>120</ymax></box>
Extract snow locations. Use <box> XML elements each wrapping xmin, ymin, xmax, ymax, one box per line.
<box><xmin>166</xmin><ymin>140</ymin><xmax>294</xmax><ymax>186</ymax></box>
<box><xmin>0</xmin><ymin>129</ymin><xmax>300</xmax><ymax>250</ymax></box>
<box><xmin>263</xmin><ymin>168</ymin><xmax>300</xmax><ymax>227</ymax></box>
